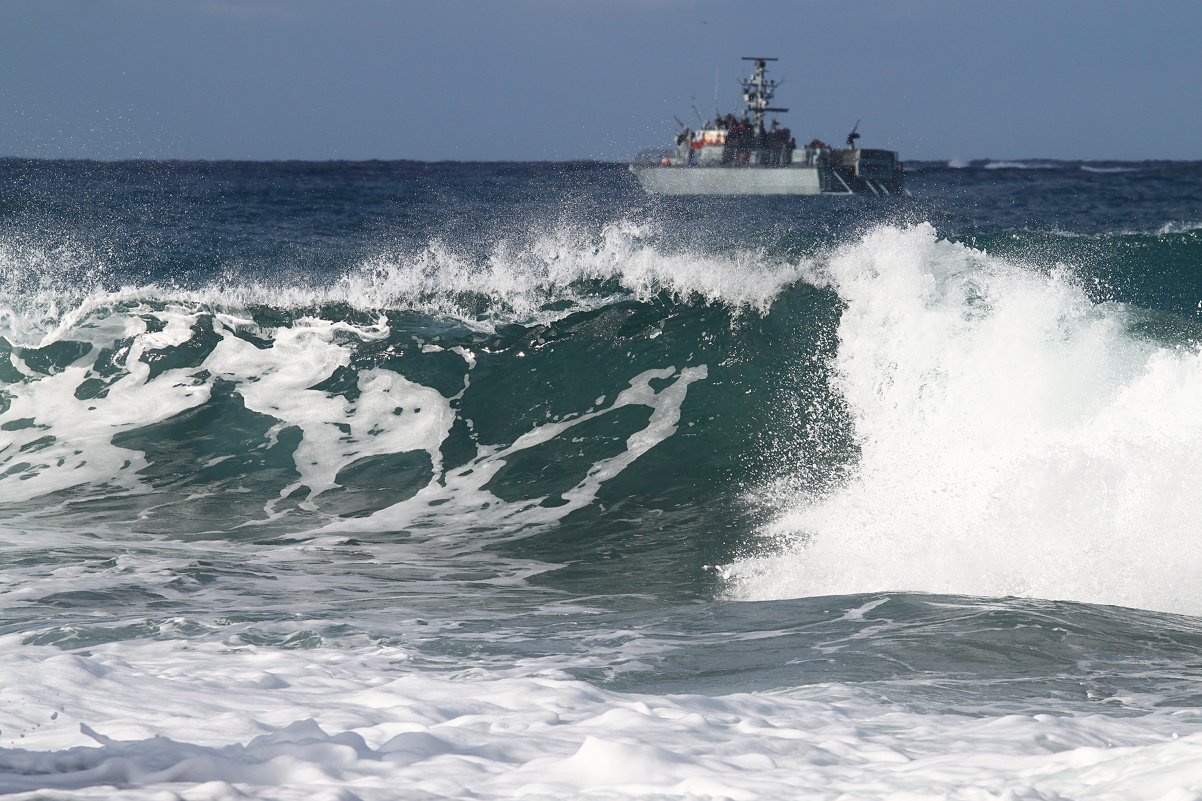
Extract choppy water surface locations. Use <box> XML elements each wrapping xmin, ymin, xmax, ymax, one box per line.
<box><xmin>3</xmin><ymin>158</ymin><xmax>1202</xmax><ymax>799</ymax></box>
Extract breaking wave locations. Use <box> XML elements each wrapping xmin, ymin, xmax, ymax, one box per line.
<box><xmin>726</xmin><ymin>224</ymin><xmax>1202</xmax><ymax>614</ymax></box>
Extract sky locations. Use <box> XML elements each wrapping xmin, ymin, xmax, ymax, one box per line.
<box><xmin>2</xmin><ymin>0</ymin><xmax>1200</xmax><ymax>162</ymax></box>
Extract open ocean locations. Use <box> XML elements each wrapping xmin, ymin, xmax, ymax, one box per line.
<box><xmin>3</xmin><ymin>157</ymin><xmax>1202</xmax><ymax>800</ymax></box>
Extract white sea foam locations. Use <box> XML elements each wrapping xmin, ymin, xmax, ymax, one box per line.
<box><xmin>316</xmin><ymin>364</ymin><xmax>708</xmax><ymax>540</ymax></box>
<box><xmin>0</xmin><ymin>311</ymin><xmax>211</xmax><ymax>504</ymax></box>
<box><xmin>983</xmin><ymin>160</ymin><xmax>1063</xmax><ymax>170</ymax></box>
<box><xmin>728</xmin><ymin>223</ymin><xmax>1202</xmax><ymax>615</ymax></box>
<box><xmin>202</xmin><ymin>314</ymin><xmax>455</xmax><ymax>514</ymax></box>
<box><xmin>1155</xmin><ymin>220</ymin><xmax>1202</xmax><ymax>236</ymax></box>
<box><xmin>1017</xmin><ymin>221</ymin><xmax>1202</xmax><ymax>240</ymax></box>
<box><xmin>1080</xmin><ymin>165</ymin><xmax>1138</xmax><ymax>174</ymax></box>
<box><xmin>3</xmin><ymin>636</ymin><xmax>1202</xmax><ymax>800</ymax></box>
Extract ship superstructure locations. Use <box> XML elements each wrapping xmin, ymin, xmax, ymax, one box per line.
<box><xmin>630</xmin><ymin>58</ymin><xmax>905</xmax><ymax>196</ymax></box>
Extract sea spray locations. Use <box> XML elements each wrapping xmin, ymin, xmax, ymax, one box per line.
<box><xmin>727</xmin><ymin>224</ymin><xmax>1202</xmax><ymax>614</ymax></box>
<box><xmin>0</xmin><ymin>219</ymin><xmax>807</xmax><ymax>348</ymax></box>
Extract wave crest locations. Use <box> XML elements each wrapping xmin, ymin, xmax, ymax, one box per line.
<box><xmin>0</xmin><ymin>221</ymin><xmax>809</xmax><ymax>346</ymax></box>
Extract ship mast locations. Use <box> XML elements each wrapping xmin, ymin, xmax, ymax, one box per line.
<box><xmin>740</xmin><ymin>57</ymin><xmax>788</xmax><ymax>131</ymax></box>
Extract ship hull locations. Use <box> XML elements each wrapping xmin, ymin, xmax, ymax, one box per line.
<box><xmin>630</xmin><ymin>165</ymin><xmax>826</xmax><ymax>195</ymax></box>
<box><xmin>629</xmin><ymin>164</ymin><xmax>903</xmax><ymax>196</ymax></box>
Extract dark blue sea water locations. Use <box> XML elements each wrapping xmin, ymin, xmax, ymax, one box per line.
<box><xmin>2</xmin><ymin>158</ymin><xmax>1202</xmax><ymax>799</ymax></box>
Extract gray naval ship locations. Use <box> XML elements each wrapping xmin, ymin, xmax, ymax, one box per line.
<box><xmin>630</xmin><ymin>57</ymin><xmax>905</xmax><ymax>196</ymax></box>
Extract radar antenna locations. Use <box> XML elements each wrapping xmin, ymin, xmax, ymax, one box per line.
<box><xmin>740</xmin><ymin>57</ymin><xmax>788</xmax><ymax>131</ymax></box>
<box><xmin>846</xmin><ymin>119</ymin><xmax>862</xmax><ymax>149</ymax></box>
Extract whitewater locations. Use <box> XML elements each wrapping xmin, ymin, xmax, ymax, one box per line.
<box><xmin>3</xmin><ymin>158</ymin><xmax>1202</xmax><ymax>799</ymax></box>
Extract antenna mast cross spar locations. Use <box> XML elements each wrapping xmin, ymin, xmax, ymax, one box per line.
<box><xmin>740</xmin><ymin>57</ymin><xmax>788</xmax><ymax>131</ymax></box>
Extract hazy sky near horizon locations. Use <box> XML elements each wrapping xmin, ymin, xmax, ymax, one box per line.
<box><xmin>2</xmin><ymin>0</ymin><xmax>1199</xmax><ymax>162</ymax></box>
